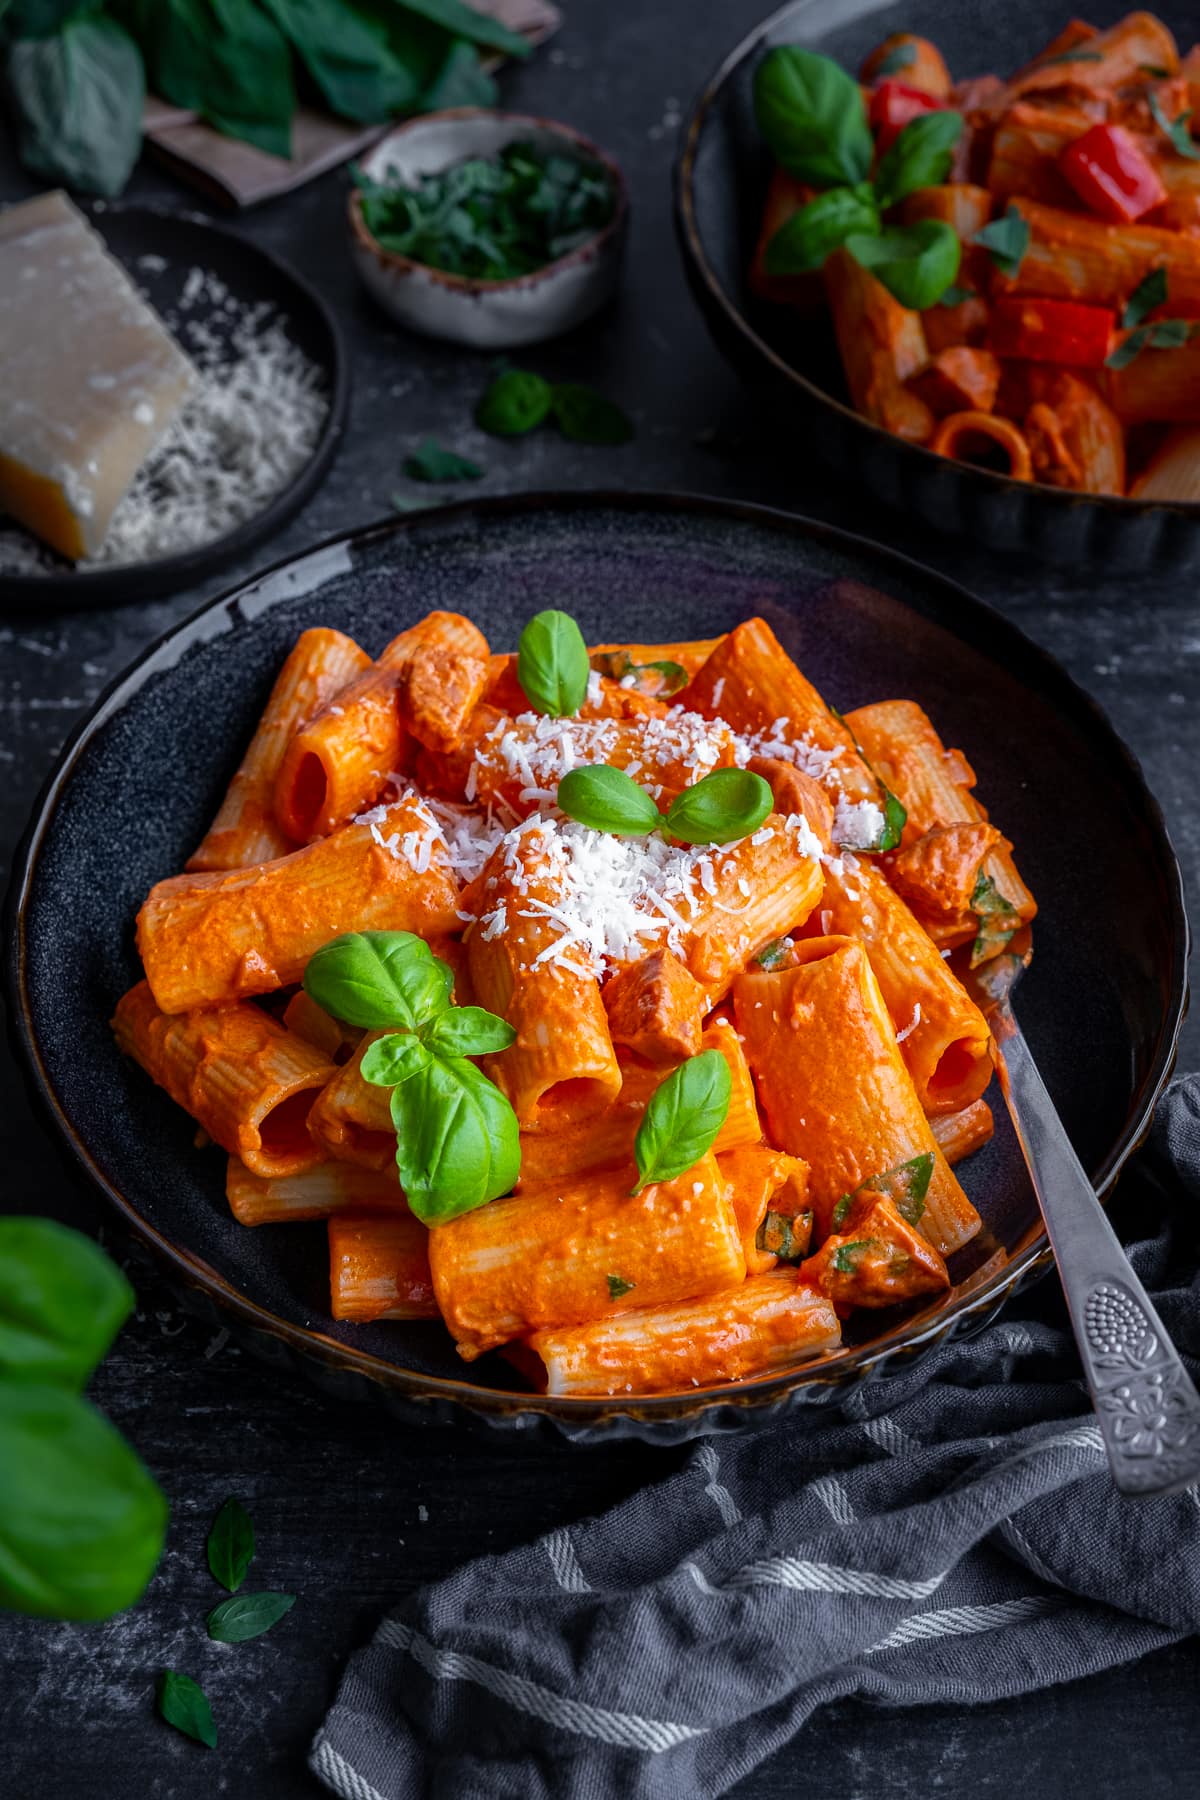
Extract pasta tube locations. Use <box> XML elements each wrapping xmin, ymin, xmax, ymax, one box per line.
<box><xmin>1101</xmin><ymin>340</ymin><xmax>1200</xmax><ymax>424</ymax></box>
<box><xmin>732</xmin><ymin>938</ymin><xmax>981</xmax><ymax>1256</ymax></box>
<box><xmin>1129</xmin><ymin>427</ymin><xmax>1200</xmax><ymax>499</ymax></box>
<box><xmin>748</xmin><ymin>170</ymin><xmax>825</xmax><ymax>309</ymax></box>
<box><xmin>996</xmin><ymin>199</ymin><xmax>1200</xmax><ymax>316</ymax></box>
<box><xmin>305</xmin><ymin>1031</ymin><xmax>394</xmax><ymax>1169</ymax></box>
<box><xmin>928</xmin><ymin>413</ymin><xmax>1034</xmax><ymax>481</ymax></box>
<box><xmin>672</xmin><ymin>814</ymin><xmax>825</xmax><ymax>1006</ymax></box>
<box><xmin>137</xmin><ymin>794</ymin><xmax>459</xmax><ymax>1013</ymax></box>
<box><xmin>429</xmin><ymin>1152</ymin><xmax>745</xmax><ymax>1359</ymax></box>
<box><xmin>328</xmin><ymin>1213</ymin><xmax>437</xmax><ymax>1322</ymax></box>
<box><xmin>525</xmin><ymin>1272</ymin><xmax>841</xmax><ymax>1397</ymax></box>
<box><xmin>1008</xmin><ymin>12</ymin><xmax>1178</xmax><ymax>98</ymax></box>
<box><xmin>226</xmin><ymin>1156</ymin><xmax>404</xmax><ymax>1225</ymax></box>
<box><xmin>188</xmin><ymin>628</ymin><xmax>370</xmax><ymax>872</ymax></box>
<box><xmin>800</xmin><ymin>1193</ymin><xmax>949</xmax><ymax>1308</ymax></box>
<box><xmin>930</xmin><ymin>1099</ymin><xmax>994</xmax><ymax>1167</ymax></box>
<box><xmin>281</xmin><ymin>990</ymin><xmax>362</xmax><ymax>1064</ymax></box>
<box><xmin>112</xmin><ymin>981</ymin><xmax>333</xmax><ymax>1179</ymax></box>
<box><xmin>822</xmin><ymin>249</ymin><xmax>934</xmax><ymax>444</ymax></box>
<box><xmin>719</xmin><ymin>1144</ymin><xmax>811</xmax><ymax>1276</ymax></box>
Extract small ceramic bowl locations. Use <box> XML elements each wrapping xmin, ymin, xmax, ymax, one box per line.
<box><xmin>349</xmin><ymin>110</ymin><xmax>628</xmax><ymax>349</ymax></box>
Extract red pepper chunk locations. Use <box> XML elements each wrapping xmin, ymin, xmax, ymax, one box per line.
<box><xmin>870</xmin><ymin>80</ymin><xmax>945</xmax><ymax>154</ymax></box>
<box><xmin>989</xmin><ymin>296</ymin><xmax>1115</xmax><ymax>368</ymax></box>
<box><xmin>1059</xmin><ymin>124</ymin><xmax>1167</xmax><ymax>224</ymax></box>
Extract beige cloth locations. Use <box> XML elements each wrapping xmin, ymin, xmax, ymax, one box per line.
<box><xmin>142</xmin><ymin>0</ymin><xmax>561</xmax><ymax>209</ymax></box>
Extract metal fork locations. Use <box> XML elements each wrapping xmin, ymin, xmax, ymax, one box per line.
<box><xmin>967</xmin><ymin>935</ymin><xmax>1200</xmax><ymax>1499</ymax></box>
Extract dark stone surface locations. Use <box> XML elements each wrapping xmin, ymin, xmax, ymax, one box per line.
<box><xmin>1</xmin><ymin>3</ymin><xmax>1198</xmax><ymax>1796</ymax></box>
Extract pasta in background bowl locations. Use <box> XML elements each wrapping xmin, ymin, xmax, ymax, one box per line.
<box><xmin>676</xmin><ymin>0</ymin><xmax>1200</xmax><ymax>568</ymax></box>
<box><xmin>5</xmin><ymin>495</ymin><xmax>1186</xmax><ymax>1440</ymax></box>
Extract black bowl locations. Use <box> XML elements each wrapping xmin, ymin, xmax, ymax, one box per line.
<box><xmin>4</xmin><ymin>493</ymin><xmax>1187</xmax><ymax>1441</ymax></box>
<box><xmin>675</xmin><ymin>0</ymin><xmax>1200</xmax><ymax>570</ymax></box>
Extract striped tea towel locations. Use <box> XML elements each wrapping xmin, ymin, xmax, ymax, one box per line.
<box><xmin>310</xmin><ymin>1075</ymin><xmax>1200</xmax><ymax>1800</ymax></box>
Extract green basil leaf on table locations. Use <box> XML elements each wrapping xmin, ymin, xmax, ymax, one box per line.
<box><xmin>753</xmin><ymin>44</ymin><xmax>873</xmax><ymax>188</ymax></box>
<box><xmin>304</xmin><ymin>931</ymin><xmax>450</xmax><ymax>1031</ymax></box>
<box><xmin>207</xmin><ymin>1590</ymin><xmax>296</xmax><ymax>1643</ymax></box>
<box><xmin>763</xmin><ymin>183</ymin><xmax>881</xmax><ymax>275</ymax></box>
<box><xmin>874</xmin><ymin>41</ymin><xmax>916</xmax><ymax>77</ymax></box>
<box><xmin>0</xmin><ymin>1217</ymin><xmax>132</xmax><ymax>1387</ymax></box>
<box><xmin>550</xmin><ymin>383</ymin><xmax>634</xmax><ymax>445</ymax></box>
<box><xmin>388</xmin><ymin>1044</ymin><xmax>521</xmax><ymax>1223</ymax></box>
<box><xmin>632</xmin><ymin>1049</ymin><xmax>732</xmax><ymax>1196</ymax></box>
<box><xmin>845</xmin><ymin>219</ymin><xmax>961</xmax><ymax>311</ymax></box>
<box><xmin>477</xmin><ymin>368</ymin><xmax>554</xmax><ymax>436</ymax></box>
<box><xmin>664</xmin><ymin>767</ymin><xmax>773</xmax><ymax>845</ymax></box>
<box><xmin>872</xmin><ymin>108</ymin><xmax>963</xmax><ymax>209</ymax></box>
<box><xmin>132</xmin><ymin>0</ymin><xmax>295</xmax><ymax>158</ymax></box>
<box><xmin>6</xmin><ymin>14</ymin><xmax>143</xmax><ymax>197</ymax></box>
<box><xmin>556</xmin><ymin>765</ymin><xmax>663</xmax><ymax>836</ymax></box>
<box><xmin>973</xmin><ymin>204</ymin><xmax>1030</xmax><ymax>279</ymax></box>
<box><xmin>392</xmin><ymin>0</ymin><xmax>531</xmax><ymax>61</ymax></box>
<box><xmin>404</xmin><ymin>438</ymin><xmax>483</xmax><ymax>481</ymax></box>
<box><xmin>421</xmin><ymin>1005</ymin><xmax>517</xmax><ymax>1058</ymax></box>
<box><xmin>1123</xmin><ymin>266</ymin><xmax>1168</xmax><ymax>329</ymax></box>
<box><xmin>517</xmin><ymin>608</ymin><xmax>591</xmax><ymax>716</ymax></box>
<box><xmin>158</xmin><ymin>1671</ymin><xmax>217</xmax><ymax>1749</ymax></box>
<box><xmin>1149</xmin><ymin>94</ymin><xmax>1200</xmax><ymax>161</ymax></box>
<box><xmin>207</xmin><ymin>1495</ymin><xmax>255</xmax><ymax>1593</ymax></box>
<box><xmin>0</xmin><ymin>1382</ymin><xmax>167</xmax><ymax>1621</ymax></box>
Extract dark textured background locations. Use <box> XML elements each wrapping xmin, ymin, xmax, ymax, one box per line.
<box><xmin>1</xmin><ymin>3</ymin><xmax>1198</xmax><ymax>1795</ymax></box>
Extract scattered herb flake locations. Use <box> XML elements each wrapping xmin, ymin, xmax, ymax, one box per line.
<box><xmin>404</xmin><ymin>439</ymin><xmax>483</xmax><ymax>482</ymax></box>
<box><xmin>1149</xmin><ymin>95</ymin><xmax>1200</xmax><ymax>161</ymax></box>
<box><xmin>973</xmin><ymin>205</ymin><xmax>1030</xmax><ymax>279</ymax></box>
<box><xmin>607</xmin><ymin>1274</ymin><xmax>635</xmax><ymax>1299</ymax></box>
<box><xmin>756</xmin><ymin>1209</ymin><xmax>812</xmax><ymax>1260</ymax></box>
<box><xmin>831</xmin><ymin>1240</ymin><xmax>875</xmax><ymax>1273</ymax></box>
<box><xmin>1123</xmin><ymin>267</ymin><xmax>1168</xmax><ymax>329</ymax></box>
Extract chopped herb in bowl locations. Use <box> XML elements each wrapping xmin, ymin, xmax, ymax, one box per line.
<box><xmin>353</xmin><ymin>139</ymin><xmax>616</xmax><ymax>282</ymax></box>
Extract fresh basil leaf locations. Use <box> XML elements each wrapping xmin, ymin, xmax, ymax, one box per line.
<box><xmin>556</xmin><ymin>764</ymin><xmax>663</xmax><ymax>836</ymax></box>
<box><xmin>763</xmin><ymin>182</ymin><xmax>881</xmax><ymax>274</ymax></box>
<box><xmin>517</xmin><ymin>608</ymin><xmax>590</xmax><ymax>716</ymax></box>
<box><xmin>422</xmin><ymin>1005</ymin><xmax>517</xmax><ymax>1058</ymax></box>
<box><xmin>664</xmin><ymin>767</ymin><xmax>773</xmax><ymax>845</ymax></box>
<box><xmin>207</xmin><ymin>1591</ymin><xmax>296</xmax><ymax>1643</ymax></box>
<box><xmin>846</xmin><ymin>219</ymin><xmax>961</xmax><ymax>310</ymax></box>
<box><xmin>831</xmin><ymin>1192</ymin><xmax>853</xmax><ymax>1229</ymax></box>
<box><xmin>7</xmin><ymin>14</ymin><xmax>143</xmax><ymax>197</ymax></box>
<box><xmin>304</xmin><ymin>932</ymin><xmax>451</xmax><ymax>1031</ymax></box>
<box><xmin>389</xmin><ymin>1046</ymin><xmax>521</xmax><ymax>1223</ymax></box>
<box><xmin>135</xmin><ymin>0</ymin><xmax>295</xmax><ymax>159</ymax></box>
<box><xmin>404</xmin><ymin>438</ymin><xmax>483</xmax><ymax>481</ymax></box>
<box><xmin>0</xmin><ymin>1218</ymin><xmax>132</xmax><ymax>1387</ymax></box>
<box><xmin>757</xmin><ymin>1209</ymin><xmax>813</xmax><ymax>1260</ymax></box>
<box><xmin>753</xmin><ymin>43</ymin><xmax>873</xmax><ymax>187</ymax></box>
<box><xmin>831</xmin><ymin>1239</ymin><xmax>877</xmax><ymax>1272</ymax></box>
<box><xmin>256</xmin><ymin>0</ymin><xmax>420</xmax><ymax>122</ymax></box>
<box><xmin>550</xmin><ymin>383</ymin><xmax>634</xmax><ymax>445</ymax></box>
<box><xmin>589</xmin><ymin>652</ymin><xmax>688</xmax><ymax>697</ymax></box>
<box><xmin>938</xmin><ymin>282</ymin><xmax>978</xmax><ymax>306</ymax></box>
<box><xmin>874</xmin><ymin>41</ymin><xmax>916</xmax><ymax>77</ymax></box>
<box><xmin>361</xmin><ymin>1030</ymin><xmax>427</xmax><ymax>1087</ymax></box>
<box><xmin>632</xmin><ymin>1049</ymin><xmax>731</xmax><ymax>1195</ymax></box>
<box><xmin>419</xmin><ymin>36</ymin><xmax>496</xmax><ymax>110</ymax></box>
<box><xmin>873</xmin><ymin>108</ymin><xmax>963</xmax><ymax>209</ymax></box>
<box><xmin>393</xmin><ymin>0</ymin><xmax>530</xmax><ymax>60</ymax></box>
<box><xmin>1149</xmin><ymin>94</ymin><xmax>1200</xmax><ymax>161</ymax></box>
<box><xmin>158</xmin><ymin>1671</ymin><xmax>217</xmax><ymax>1749</ymax></box>
<box><xmin>476</xmin><ymin>367</ymin><xmax>553</xmax><ymax>436</ymax></box>
<box><xmin>606</xmin><ymin>1274</ymin><xmax>635</xmax><ymax>1299</ymax></box>
<box><xmin>0</xmin><ymin>1383</ymin><xmax>167</xmax><ymax>1621</ymax></box>
<box><xmin>1037</xmin><ymin>46</ymin><xmax>1103</xmax><ymax>66</ymax></box>
<box><xmin>869</xmin><ymin>784</ymin><xmax>907</xmax><ymax>853</ymax></box>
<box><xmin>973</xmin><ymin>204</ymin><xmax>1029</xmax><ymax>278</ymax></box>
<box><xmin>1123</xmin><ymin>267</ymin><xmax>1168</xmax><ymax>328</ymax></box>
<box><xmin>206</xmin><ymin>1495</ymin><xmax>254</xmax><ymax>1593</ymax></box>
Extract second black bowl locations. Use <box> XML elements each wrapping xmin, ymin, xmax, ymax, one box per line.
<box><xmin>675</xmin><ymin>0</ymin><xmax>1200</xmax><ymax>571</ymax></box>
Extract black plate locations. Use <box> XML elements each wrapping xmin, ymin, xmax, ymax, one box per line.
<box><xmin>0</xmin><ymin>205</ymin><xmax>348</xmax><ymax>611</ymax></box>
<box><xmin>675</xmin><ymin>0</ymin><xmax>1200</xmax><ymax>570</ymax></box>
<box><xmin>4</xmin><ymin>494</ymin><xmax>1188</xmax><ymax>1442</ymax></box>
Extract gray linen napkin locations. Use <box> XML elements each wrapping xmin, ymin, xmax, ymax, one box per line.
<box><xmin>310</xmin><ymin>1075</ymin><xmax>1200</xmax><ymax>1800</ymax></box>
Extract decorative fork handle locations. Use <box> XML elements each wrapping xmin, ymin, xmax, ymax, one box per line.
<box><xmin>993</xmin><ymin>1006</ymin><xmax>1200</xmax><ymax>1499</ymax></box>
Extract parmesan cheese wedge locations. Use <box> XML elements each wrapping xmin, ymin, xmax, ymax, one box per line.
<box><xmin>0</xmin><ymin>191</ymin><xmax>196</xmax><ymax>561</ymax></box>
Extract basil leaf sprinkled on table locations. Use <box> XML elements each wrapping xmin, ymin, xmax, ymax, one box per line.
<box><xmin>143</xmin><ymin>0</ymin><xmax>296</xmax><ymax>160</ymax></box>
<box><xmin>664</xmin><ymin>767</ymin><xmax>773</xmax><ymax>845</ymax></box>
<box><xmin>207</xmin><ymin>1591</ymin><xmax>296</xmax><ymax>1644</ymax></box>
<box><xmin>557</xmin><ymin>765</ymin><xmax>664</xmax><ymax>836</ymax></box>
<box><xmin>846</xmin><ymin>219</ymin><xmax>961</xmax><ymax>311</ymax></box>
<box><xmin>764</xmin><ymin>183</ymin><xmax>881</xmax><ymax>275</ymax></box>
<box><xmin>1149</xmin><ymin>94</ymin><xmax>1200</xmax><ymax>161</ymax></box>
<box><xmin>0</xmin><ymin>1217</ymin><xmax>132</xmax><ymax>1387</ymax></box>
<box><xmin>1123</xmin><ymin>267</ymin><xmax>1168</xmax><ymax>329</ymax></box>
<box><xmin>550</xmin><ymin>383</ymin><xmax>634</xmax><ymax>445</ymax></box>
<box><xmin>476</xmin><ymin>368</ymin><xmax>554</xmax><ymax>436</ymax></box>
<box><xmin>207</xmin><ymin>1496</ymin><xmax>255</xmax><ymax>1594</ymax></box>
<box><xmin>607</xmin><ymin>1274</ymin><xmax>636</xmax><ymax>1300</ymax></box>
<box><xmin>517</xmin><ymin>608</ymin><xmax>591</xmax><ymax>716</ymax></box>
<box><xmin>632</xmin><ymin>1050</ymin><xmax>732</xmax><ymax>1195</ymax></box>
<box><xmin>873</xmin><ymin>109</ymin><xmax>963</xmax><ymax>210</ymax></box>
<box><xmin>404</xmin><ymin>439</ymin><xmax>483</xmax><ymax>482</ymax></box>
<box><xmin>158</xmin><ymin>1671</ymin><xmax>217</xmax><ymax>1749</ymax></box>
<box><xmin>974</xmin><ymin>205</ymin><xmax>1030</xmax><ymax>279</ymax></box>
<box><xmin>304</xmin><ymin>931</ymin><xmax>452</xmax><ymax>1031</ymax></box>
<box><xmin>753</xmin><ymin>45</ymin><xmax>873</xmax><ymax>188</ymax></box>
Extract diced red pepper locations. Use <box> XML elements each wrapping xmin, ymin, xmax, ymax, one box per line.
<box><xmin>869</xmin><ymin>81</ymin><xmax>946</xmax><ymax>153</ymax></box>
<box><xmin>988</xmin><ymin>296</ymin><xmax>1115</xmax><ymax>368</ymax></box>
<box><xmin>1058</xmin><ymin>124</ymin><xmax>1167</xmax><ymax>224</ymax></box>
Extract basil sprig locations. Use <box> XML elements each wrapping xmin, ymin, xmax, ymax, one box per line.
<box><xmin>0</xmin><ymin>1218</ymin><xmax>166</xmax><ymax>1623</ymax></box>
<box><xmin>306</xmin><ymin>932</ymin><xmax>520</xmax><ymax>1225</ymax></box>
<box><xmin>973</xmin><ymin>204</ymin><xmax>1030</xmax><ymax>278</ymax></box>
<box><xmin>632</xmin><ymin>1050</ymin><xmax>732</xmax><ymax>1195</ymax></box>
<box><xmin>754</xmin><ymin>45</ymin><xmax>874</xmax><ymax>188</ymax></box>
<box><xmin>1149</xmin><ymin>94</ymin><xmax>1200</xmax><ymax>162</ymax></box>
<box><xmin>517</xmin><ymin>608</ymin><xmax>592</xmax><ymax>716</ymax></box>
<box><xmin>846</xmin><ymin>220</ymin><xmax>961</xmax><ymax>312</ymax></box>
<box><xmin>557</xmin><ymin>764</ymin><xmax>773</xmax><ymax>847</ymax></box>
<box><xmin>764</xmin><ymin>183</ymin><xmax>881</xmax><ymax>275</ymax></box>
<box><xmin>873</xmin><ymin>109</ymin><xmax>963</xmax><ymax>209</ymax></box>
